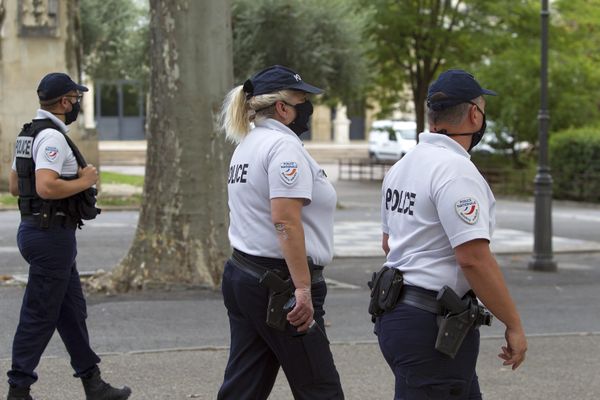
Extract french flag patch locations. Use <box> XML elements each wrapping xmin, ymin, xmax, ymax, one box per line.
<box><xmin>455</xmin><ymin>197</ymin><xmax>479</xmax><ymax>224</ymax></box>
<box><xmin>44</xmin><ymin>146</ymin><xmax>59</xmax><ymax>162</ymax></box>
<box><xmin>280</xmin><ymin>161</ymin><xmax>299</xmax><ymax>185</ymax></box>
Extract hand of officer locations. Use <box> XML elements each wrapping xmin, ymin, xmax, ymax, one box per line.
<box><xmin>78</xmin><ymin>165</ymin><xmax>98</xmax><ymax>187</ymax></box>
<box><xmin>498</xmin><ymin>326</ymin><xmax>527</xmax><ymax>370</ymax></box>
<box><xmin>287</xmin><ymin>287</ymin><xmax>314</xmax><ymax>332</ymax></box>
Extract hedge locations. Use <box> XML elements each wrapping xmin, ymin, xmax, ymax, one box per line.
<box><xmin>549</xmin><ymin>127</ymin><xmax>600</xmax><ymax>202</ymax></box>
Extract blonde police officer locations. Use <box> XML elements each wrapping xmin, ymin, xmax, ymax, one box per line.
<box><xmin>217</xmin><ymin>65</ymin><xmax>344</xmax><ymax>400</ymax></box>
<box><xmin>376</xmin><ymin>69</ymin><xmax>527</xmax><ymax>399</ymax></box>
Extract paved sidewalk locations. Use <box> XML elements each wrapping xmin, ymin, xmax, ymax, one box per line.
<box><xmin>1</xmin><ymin>335</ymin><xmax>599</xmax><ymax>399</ymax></box>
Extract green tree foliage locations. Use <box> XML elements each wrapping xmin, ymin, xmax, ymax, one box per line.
<box><xmin>472</xmin><ymin>0</ymin><xmax>600</xmax><ymax>152</ymax></box>
<box><xmin>361</xmin><ymin>0</ymin><xmax>494</xmax><ymax>135</ymax></box>
<box><xmin>80</xmin><ymin>0</ymin><xmax>149</xmax><ymax>83</ymax></box>
<box><xmin>232</xmin><ymin>0</ymin><xmax>368</xmax><ymax>104</ymax></box>
<box><xmin>81</xmin><ymin>0</ymin><xmax>367</xmax><ymax>104</ymax></box>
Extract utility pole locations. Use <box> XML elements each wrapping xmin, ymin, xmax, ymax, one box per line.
<box><xmin>529</xmin><ymin>0</ymin><xmax>557</xmax><ymax>272</ymax></box>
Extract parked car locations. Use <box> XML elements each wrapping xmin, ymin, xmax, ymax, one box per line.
<box><xmin>368</xmin><ymin>120</ymin><xmax>417</xmax><ymax>161</ymax></box>
<box><xmin>472</xmin><ymin>122</ymin><xmax>530</xmax><ymax>155</ymax></box>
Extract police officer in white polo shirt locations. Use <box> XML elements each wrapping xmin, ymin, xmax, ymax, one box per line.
<box><xmin>372</xmin><ymin>69</ymin><xmax>527</xmax><ymax>399</ymax></box>
<box><xmin>217</xmin><ymin>65</ymin><xmax>344</xmax><ymax>400</ymax></box>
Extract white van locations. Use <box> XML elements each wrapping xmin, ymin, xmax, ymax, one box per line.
<box><xmin>368</xmin><ymin>120</ymin><xmax>417</xmax><ymax>161</ymax></box>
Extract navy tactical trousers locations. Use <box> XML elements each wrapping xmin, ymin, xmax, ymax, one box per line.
<box><xmin>7</xmin><ymin>222</ymin><xmax>100</xmax><ymax>388</ymax></box>
<box><xmin>376</xmin><ymin>301</ymin><xmax>482</xmax><ymax>400</ymax></box>
<box><xmin>218</xmin><ymin>260</ymin><xmax>344</xmax><ymax>400</ymax></box>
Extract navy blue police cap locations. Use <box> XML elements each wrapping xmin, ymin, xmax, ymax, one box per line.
<box><xmin>37</xmin><ymin>72</ymin><xmax>89</xmax><ymax>101</ymax></box>
<box><xmin>427</xmin><ymin>69</ymin><xmax>496</xmax><ymax>111</ymax></box>
<box><xmin>242</xmin><ymin>65</ymin><xmax>324</xmax><ymax>99</ymax></box>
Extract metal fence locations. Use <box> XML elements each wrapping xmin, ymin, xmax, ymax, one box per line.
<box><xmin>337</xmin><ymin>160</ymin><xmax>599</xmax><ymax>202</ymax></box>
<box><xmin>338</xmin><ymin>159</ymin><xmax>395</xmax><ymax>181</ymax></box>
<box><xmin>338</xmin><ymin>160</ymin><xmax>533</xmax><ymax>196</ymax></box>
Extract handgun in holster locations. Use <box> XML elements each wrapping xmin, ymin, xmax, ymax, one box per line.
<box><xmin>259</xmin><ymin>270</ymin><xmax>294</xmax><ymax>331</ymax></box>
<box><xmin>435</xmin><ymin>286</ymin><xmax>493</xmax><ymax>359</ymax></box>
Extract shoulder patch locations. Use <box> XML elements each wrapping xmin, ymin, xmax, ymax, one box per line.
<box><xmin>44</xmin><ymin>146</ymin><xmax>60</xmax><ymax>162</ymax></box>
<box><xmin>455</xmin><ymin>197</ymin><xmax>479</xmax><ymax>224</ymax></box>
<box><xmin>280</xmin><ymin>161</ymin><xmax>299</xmax><ymax>185</ymax></box>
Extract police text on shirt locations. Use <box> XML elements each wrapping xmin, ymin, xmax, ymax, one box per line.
<box><xmin>228</xmin><ymin>163</ymin><xmax>249</xmax><ymax>184</ymax></box>
<box><xmin>384</xmin><ymin>188</ymin><xmax>416</xmax><ymax>215</ymax></box>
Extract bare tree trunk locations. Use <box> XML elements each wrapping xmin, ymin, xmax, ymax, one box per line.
<box><xmin>413</xmin><ymin>81</ymin><xmax>428</xmax><ymax>142</ymax></box>
<box><xmin>112</xmin><ymin>0</ymin><xmax>233</xmax><ymax>291</ymax></box>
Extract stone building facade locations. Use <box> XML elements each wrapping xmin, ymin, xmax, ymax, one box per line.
<box><xmin>0</xmin><ymin>0</ymin><xmax>97</xmax><ymax>190</ymax></box>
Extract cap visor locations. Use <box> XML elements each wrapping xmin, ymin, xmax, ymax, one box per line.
<box><xmin>291</xmin><ymin>82</ymin><xmax>324</xmax><ymax>95</ymax></box>
<box><xmin>75</xmin><ymin>84</ymin><xmax>89</xmax><ymax>92</ymax></box>
<box><xmin>482</xmin><ymin>88</ymin><xmax>497</xmax><ymax>96</ymax></box>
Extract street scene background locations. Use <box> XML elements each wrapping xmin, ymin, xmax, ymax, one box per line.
<box><xmin>1</xmin><ymin>0</ymin><xmax>600</xmax><ymax>399</ymax></box>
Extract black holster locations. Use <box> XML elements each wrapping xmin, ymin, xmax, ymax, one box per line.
<box><xmin>435</xmin><ymin>286</ymin><xmax>493</xmax><ymax>358</ymax></box>
<box><xmin>259</xmin><ymin>270</ymin><xmax>294</xmax><ymax>331</ymax></box>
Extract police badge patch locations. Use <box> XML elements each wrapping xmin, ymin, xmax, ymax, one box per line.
<box><xmin>280</xmin><ymin>161</ymin><xmax>299</xmax><ymax>185</ymax></box>
<box><xmin>44</xmin><ymin>146</ymin><xmax>59</xmax><ymax>162</ymax></box>
<box><xmin>455</xmin><ymin>197</ymin><xmax>479</xmax><ymax>224</ymax></box>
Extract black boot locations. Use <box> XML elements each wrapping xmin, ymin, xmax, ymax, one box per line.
<box><xmin>81</xmin><ymin>368</ymin><xmax>131</xmax><ymax>400</ymax></box>
<box><xmin>6</xmin><ymin>386</ymin><xmax>34</xmax><ymax>400</ymax></box>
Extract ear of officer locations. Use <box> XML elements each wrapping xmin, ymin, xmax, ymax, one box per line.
<box><xmin>273</xmin><ymin>92</ymin><xmax>307</xmax><ymax>125</ymax></box>
<box><xmin>427</xmin><ymin>69</ymin><xmax>496</xmax><ymax>153</ymax></box>
<box><xmin>430</xmin><ymin>99</ymin><xmax>485</xmax><ymax>151</ymax></box>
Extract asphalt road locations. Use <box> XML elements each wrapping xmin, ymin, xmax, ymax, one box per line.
<box><xmin>1</xmin><ymin>252</ymin><xmax>599</xmax><ymax>360</ymax></box>
<box><xmin>1</xmin><ymin>192</ymin><xmax>599</xmax><ymax>276</ymax></box>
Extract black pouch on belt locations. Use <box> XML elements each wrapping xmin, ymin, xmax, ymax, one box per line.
<box><xmin>368</xmin><ymin>266</ymin><xmax>404</xmax><ymax>321</ymax></box>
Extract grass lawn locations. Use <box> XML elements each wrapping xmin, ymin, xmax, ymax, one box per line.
<box><xmin>100</xmin><ymin>171</ymin><xmax>144</xmax><ymax>187</ymax></box>
<box><xmin>0</xmin><ymin>172</ymin><xmax>143</xmax><ymax>207</ymax></box>
<box><xmin>97</xmin><ymin>194</ymin><xmax>142</xmax><ymax>207</ymax></box>
<box><xmin>0</xmin><ymin>194</ymin><xmax>17</xmax><ymax>206</ymax></box>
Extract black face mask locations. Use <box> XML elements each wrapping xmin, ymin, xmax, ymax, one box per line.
<box><xmin>439</xmin><ymin>102</ymin><xmax>486</xmax><ymax>152</ymax></box>
<box><xmin>64</xmin><ymin>101</ymin><xmax>81</xmax><ymax>125</ymax></box>
<box><xmin>286</xmin><ymin>100</ymin><xmax>314</xmax><ymax>136</ymax></box>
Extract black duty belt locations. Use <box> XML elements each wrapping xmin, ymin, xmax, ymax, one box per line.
<box><xmin>231</xmin><ymin>248</ymin><xmax>324</xmax><ymax>285</ymax></box>
<box><xmin>20</xmin><ymin>214</ymin><xmax>71</xmax><ymax>228</ymax></box>
<box><xmin>398</xmin><ymin>285</ymin><xmax>443</xmax><ymax>315</ymax></box>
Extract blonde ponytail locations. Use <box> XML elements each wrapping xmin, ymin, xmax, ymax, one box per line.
<box><xmin>219</xmin><ymin>86</ymin><xmax>297</xmax><ymax>143</ymax></box>
<box><xmin>220</xmin><ymin>85</ymin><xmax>251</xmax><ymax>144</ymax></box>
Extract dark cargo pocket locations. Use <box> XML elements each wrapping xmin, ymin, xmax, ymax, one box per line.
<box><xmin>404</xmin><ymin>371</ymin><xmax>466</xmax><ymax>399</ymax></box>
<box><xmin>284</xmin><ymin>323</ymin><xmax>338</xmax><ymax>387</ymax></box>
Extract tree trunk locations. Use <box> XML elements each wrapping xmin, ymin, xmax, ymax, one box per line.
<box><xmin>112</xmin><ymin>0</ymin><xmax>234</xmax><ymax>291</ymax></box>
<box><xmin>414</xmin><ymin>80</ymin><xmax>428</xmax><ymax>142</ymax></box>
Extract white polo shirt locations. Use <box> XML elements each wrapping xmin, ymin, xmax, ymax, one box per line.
<box><xmin>227</xmin><ymin>118</ymin><xmax>337</xmax><ymax>266</ymax></box>
<box><xmin>12</xmin><ymin>109</ymin><xmax>78</xmax><ymax>177</ymax></box>
<box><xmin>381</xmin><ymin>132</ymin><xmax>496</xmax><ymax>297</ymax></box>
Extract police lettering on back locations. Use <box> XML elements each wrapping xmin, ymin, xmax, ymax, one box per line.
<box><xmin>384</xmin><ymin>188</ymin><xmax>416</xmax><ymax>215</ymax></box>
<box><xmin>228</xmin><ymin>163</ymin><xmax>249</xmax><ymax>184</ymax></box>
<box><xmin>15</xmin><ymin>137</ymin><xmax>34</xmax><ymax>158</ymax></box>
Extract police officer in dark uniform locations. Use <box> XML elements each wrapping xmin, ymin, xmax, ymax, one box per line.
<box><xmin>6</xmin><ymin>73</ymin><xmax>131</xmax><ymax>400</ymax></box>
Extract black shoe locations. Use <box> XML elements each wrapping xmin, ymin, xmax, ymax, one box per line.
<box><xmin>81</xmin><ymin>368</ymin><xmax>131</xmax><ymax>400</ymax></box>
<box><xmin>6</xmin><ymin>386</ymin><xmax>34</xmax><ymax>400</ymax></box>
